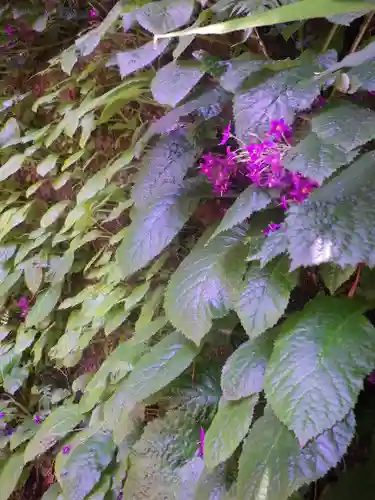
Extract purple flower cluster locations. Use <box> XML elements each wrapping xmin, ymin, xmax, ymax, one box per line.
<box><xmin>17</xmin><ymin>296</ymin><xmax>29</xmax><ymax>318</ymax></box>
<box><xmin>200</xmin><ymin>120</ymin><xmax>319</xmax><ymax>228</ymax></box>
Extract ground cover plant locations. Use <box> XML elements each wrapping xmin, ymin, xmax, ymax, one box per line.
<box><xmin>3</xmin><ymin>0</ymin><xmax>375</xmax><ymax>498</ymax></box>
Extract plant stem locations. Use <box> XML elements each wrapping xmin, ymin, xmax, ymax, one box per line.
<box><xmin>349</xmin><ymin>12</ymin><xmax>374</xmax><ymax>54</ymax></box>
<box><xmin>322</xmin><ymin>24</ymin><xmax>339</xmax><ymax>53</ymax></box>
<box><xmin>253</xmin><ymin>28</ymin><xmax>271</xmax><ymax>60</ymax></box>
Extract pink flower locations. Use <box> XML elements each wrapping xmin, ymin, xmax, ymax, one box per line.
<box><xmin>219</xmin><ymin>122</ymin><xmax>231</xmax><ymax>146</ymax></box>
<box><xmin>89</xmin><ymin>8</ymin><xmax>98</xmax><ymax>18</ymax></box>
<box><xmin>0</xmin><ymin>411</ymin><xmax>5</xmax><ymax>419</ymax></box>
<box><xmin>62</xmin><ymin>445</ymin><xmax>71</xmax><ymax>455</ymax></box>
<box><xmin>5</xmin><ymin>25</ymin><xmax>14</xmax><ymax>36</ymax></box>
<box><xmin>268</xmin><ymin>119</ymin><xmax>292</xmax><ymax>141</ymax></box>
<box><xmin>199</xmin><ymin>427</ymin><xmax>205</xmax><ymax>457</ymax></box>
<box><xmin>17</xmin><ymin>296</ymin><xmax>29</xmax><ymax>318</ymax></box>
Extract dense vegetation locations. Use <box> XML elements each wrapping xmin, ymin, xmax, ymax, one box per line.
<box><xmin>2</xmin><ymin>0</ymin><xmax>375</xmax><ymax>498</ymax></box>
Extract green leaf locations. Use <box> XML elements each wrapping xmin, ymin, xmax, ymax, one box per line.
<box><xmin>55</xmin><ymin>430</ymin><xmax>115</xmax><ymax>500</ymax></box>
<box><xmin>0</xmin><ymin>450</ymin><xmax>26</xmax><ymax>500</ymax></box>
<box><xmin>24</xmin><ymin>260</ymin><xmax>43</xmax><ymax>294</ymax></box>
<box><xmin>151</xmin><ymin>61</ymin><xmax>203</xmax><ymax>107</ymax></box>
<box><xmin>234</xmin><ymin>257</ymin><xmax>296</xmax><ymax>339</ymax></box>
<box><xmin>76</xmin><ymin>169</ymin><xmax>107</xmax><ymax>205</ymax></box>
<box><xmin>0</xmin><ymin>270</ymin><xmax>22</xmax><ymax>297</ymax></box>
<box><xmin>320</xmin><ymin>263</ymin><xmax>356</xmax><ymax>295</ymax></box>
<box><xmin>25</xmin><ymin>283</ymin><xmax>62</xmax><ymax>328</ymax></box>
<box><xmin>3</xmin><ymin>366</ymin><xmax>29</xmax><ymax>394</ymax></box>
<box><xmin>60</xmin><ymin>46</ymin><xmax>78</xmax><ymax>75</ymax></box>
<box><xmin>312</xmin><ymin>102</ymin><xmax>375</xmax><ymax>152</ymax></box>
<box><xmin>36</xmin><ymin>154</ymin><xmax>58</xmax><ymax>177</ymax></box>
<box><xmin>24</xmin><ymin>404</ymin><xmax>83</xmax><ymax>462</ymax></box>
<box><xmin>79</xmin><ymin>342</ymin><xmax>146</xmax><ymax>412</ymax></box>
<box><xmin>165</xmin><ymin>226</ymin><xmax>246</xmax><ymax>345</ymax></box>
<box><xmin>221</xmin><ymin>328</ymin><xmax>277</xmax><ymax>400</ymax></box>
<box><xmin>219</xmin><ymin>54</ymin><xmax>264</xmax><ymax>93</ymax></box>
<box><xmin>284</xmin><ymin>132</ymin><xmax>357</xmax><ymax>184</ymax></box>
<box><xmin>40</xmin><ymin>201</ymin><xmax>70</xmax><ymax>228</ymax></box>
<box><xmin>283</xmin><ymin>151</ymin><xmax>375</xmax><ymax>268</ymax></box>
<box><xmin>154</xmin><ymin>0</ymin><xmax>373</xmax><ymax>37</ymax></box>
<box><xmin>116</xmin><ymin>40</ymin><xmax>170</xmax><ymax>79</ymax></box>
<box><xmin>136</xmin><ymin>0</ymin><xmax>194</xmax><ymax>34</ymax></box>
<box><xmin>205</xmin><ymin>395</ymin><xmax>258</xmax><ymax>469</ymax></box>
<box><xmin>0</xmin><ymin>118</ymin><xmax>20</xmax><ymax>147</ymax></box>
<box><xmin>208</xmin><ymin>186</ymin><xmax>272</xmax><ymax>242</ymax></box>
<box><xmin>104</xmin><ymin>331</ymin><xmax>198</xmax><ymax>427</ymax></box>
<box><xmin>79</xmin><ymin>112</ymin><xmax>96</xmax><ymax>148</ymax></box>
<box><xmin>10</xmin><ymin>418</ymin><xmax>38</xmax><ymax>451</ymax></box>
<box><xmin>117</xmin><ymin>193</ymin><xmax>198</xmax><ymax>278</ymax></box>
<box><xmin>0</xmin><ymin>154</ymin><xmax>26</xmax><ymax>181</ymax></box>
<box><xmin>15</xmin><ymin>326</ymin><xmax>37</xmax><ymax>354</ymax></box>
<box><xmin>237</xmin><ymin>408</ymin><xmax>355</xmax><ymax>500</ymax></box>
<box><xmin>41</xmin><ymin>483</ymin><xmax>63</xmax><ymax>500</ymax></box>
<box><xmin>265</xmin><ymin>296</ymin><xmax>375</xmax><ymax>445</ymax></box>
<box><xmin>132</xmin><ymin>131</ymin><xmax>200</xmax><ymax>208</ymax></box>
<box><xmin>234</xmin><ymin>54</ymin><xmax>331</xmax><ymax>139</ymax></box>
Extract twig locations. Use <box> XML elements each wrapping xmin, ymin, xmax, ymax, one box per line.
<box><xmin>349</xmin><ymin>12</ymin><xmax>374</xmax><ymax>54</ymax></box>
<box><xmin>253</xmin><ymin>28</ymin><xmax>271</xmax><ymax>60</ymax></box>
<box><xmin>322</xmin><ymin>24</ymin><xmax>339</xmax><ymax>53</ymax></box>
<box><xmin>348</xmin><ymin>263</ymin><xmax>364</xmax><ymax>298</ymax></box>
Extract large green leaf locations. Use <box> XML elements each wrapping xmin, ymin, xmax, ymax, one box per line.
<box><xmin>115</xmin><ymin>40</ymin><xmax>169</xmax><ymax>78</ymax></box>
<box><xmin>117</xmin><ymin>193</ymin><xmax>197</xmax><ymax>278</ymax></box>
<box><xmin>25</xmin><ymin>284</ymin><xmax>62</xmax><ymax>328</ymax></box>
<box><xmin>154</xmin><ymin>0</ymin><xmax>373</xmax><ymax>37</ymax></box>
<box><xmin>221</xmin><ymin>328</ymin><xmax>277</xmax><ymax>400</ymax></box>
<box><xmin>219</xmin><ymin>54</ymin><xmax>265</xmax><ymax>93</ymax></box>
<box><xmin>55</xmin><ymin>430</ymin><xmax>115</xmax><ymax>500</ymax></box>
<box><xmin>234</xmin><ymin>54</ymin><xmax>332</xmax><ymax>139</ymax></box>
<box><xmin>136</xmin><ymin>0</ymin><xmax>194</xmax><ymax>34</ymax></box>
<box><xmin>0</xmin><ymin>154</ymin><xmax>26</xmax><ymax>181</ymax></box>
<box><xmin>208</xmin><ymin>186</ymin><xmax>272</xmax><ymax>242</ymax></box>
<box><xmin>132</xmin><ymin>131</ymin><xmax>200</xmax><ymax>208</ymax></box>
<box><xmin>151</xmin><ymin>61</ymin><xmax>203</xmax><ymax>107</ymax></box>
<box><xmin>104</xmin><ymin>331</ymin><xmax>198</xmax><ymax>427</ymax></box>
<box><xmin>282</xmin><ymin>151</ymin><xmax>375</xmax><ymax>269</ymax></box>
<box><xmin>312</xmin><ymin>102</ymin><xmax>375</xmax><ymax>153</ymax></box>
<box><xmin>204</xmin><ymin>395</ymin><xmax>258</xmax><ymax>469</ymax></box>
<box><xmin>236</xmin><ymin>408</ymin><xmax>355</xmax><ymax>500</ymax></box>
<box><xmin>0</xmin><ymin>450</ymin><xmax>26</xmax><ymax>500</ymax></box>
<box><xmin>234</xmin><ymin>257</ymin><xmax>296</xmax><ymax>339</ymax></box>
<box><xmin>24</xmin><ymin>405</ymin><xmax>83</xmax><ymax>462</ymax></box>
<box><xmin>284</xmin><ymin>132</ymin><xmax>357</xmax><ymax>184</ymax></box>
<box><xmin>165</xmin><ymin>226</ymin><xmax>247</xmax><ymax>345</ymax></box>
<box><xmin>123</xmin><ymin>409</ymin><xmax>200</xmax><ymax>499</ymax></box>
<box><xmin>265</xmin><ymin>297</ymin><xmax>375</xmax><ymax>445</ymax></box>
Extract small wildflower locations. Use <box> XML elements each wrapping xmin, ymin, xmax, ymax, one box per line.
<box><xmin>280</xmin><ymin>195</ymin><xmax>288</xmax><ymax>211</ymax></box>
<box><xmin>34</xmin><ymin>415</ymin><xmax>42</xmax><ymax>425</ymax></box>
<box><xmin>219</xmin><ymin>122</ymin><xmax>231</xmax><ymax>146</ymax></box>
<box><xmin>0</xmin><ymin>411</ymin><xmax>5</xmax><ymax>419</ymax></box>
<box><xmin>268</xmin><ymin>119</ymin><xmax>292</xmax><ymax>141</ymax></box>
<box><xmin>89</xmin><ymin>8</ymin><xmax>98</xmax><ymax>18</ymax></box>
<box><xmin>264</xmin><ymin>223</ymin><xmax>282</xmax><ymax>236</ymax></box>
<box><xmin>199</xmin><ymin>427</ymin><xmax>205</xmax><ymax>457</ymax></box>
<box><xmin>62</xmin><ymin>445</ymin><xmax>71</xmax><ymax>455</ymax></box>
<box><xmin>5</xmin><ymin>25</ymin><xmax>14</xmax><ymax>36</ymax></box>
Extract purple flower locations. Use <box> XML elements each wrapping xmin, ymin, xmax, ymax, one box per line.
<box><xmin>219</xmin><ymin>122</ymin><xmax>231</xmax><ymax>146</ymax></box>
<box><xmin>268</xmin><ymin>119</ymin><xmax>292</xmax><ymax>141</ymax></box>
<box><xmin>17</xmin><ymin>296</ymin><xmax>29</xmax><ymax>318</ymax></box>
<box><xmin>5</xmin><ymin>25</ymin><xmax>14</xmax><ymax>36</ymax></box>
<box><xmin>34</xmin><ymin>415</ymin><xmax>42</xmax><ymax>425</ymax></box>
<box><xmin>280</xmin><ymin>195</ymin><xmax>288</xmax><ymax>211</ymax></box>
<box><xmin>62</xmin><ymin>445</ymin><xmax>71</xmax><ymax>455</ymax></box>
<box><xmin>264</xmin><ymin>223</ymin><xmax>282</xmax><ymax>236</ymax></box>
<box><xmin>89</xmin><ymin>8</ymin><xmax>98</xmax><ymax>18</ymax></box>
<box><xmin>199</xmin><ymin>427</ymin><xmax>205</xmax><ymax>457</ymax></box>
<box><xmin>0</xmin><ymin>411</ymin><xmax>5</xmax><ymax>419</ymax></box>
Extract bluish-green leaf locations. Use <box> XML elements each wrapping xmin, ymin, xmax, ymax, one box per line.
<box><xmin>237</xmin><ymin>408</ymin><xmax>355</xmax><ymax>500</ymax></box>
<box><xmin>234</xmin><ymin>257</ymin><xmax>296</xmax><ymax>339</ymax></box>
<box><xmin>265</xmin><ymin>297</ymin><xmax>375</xmax><ymax>444</ymax></box>
<box><xmin>205</xmin><ymin>395</ymin><xmax>258</xmax><ymax>469</ymax></box>
<box><xmin>221</xmin><ymin>328</ymin><xmax>277</xmax><ymax>400</ymax></box>
<box><xmin>0</xmin><ymin>450</ymin><xmax>26</xmax><ymax>500</ymax></box>
<box><xmin>117</xmin><ymin>193</ymin><xmax>198</xmax><ymax>278</ymax></box>
<box><xmin>55</xmin><ymin>430</ymin><xmax>115</xmax><ymax>500</ymax></box>
<box><xmin>116</xmin><ymin>40</ymin><xmax>169</xmax><ymax>78</ymax></box>
<box><xmin>136</xmin><ymin>0</ymin><xmax>194</xmax><ymax>34</ymax></box>
<box><xmin>165</xmin><ymin>227</ymin><xmax>247</xmax><ymax>345</ymax></box>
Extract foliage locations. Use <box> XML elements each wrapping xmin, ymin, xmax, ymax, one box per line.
<box><xmin>2</xmin><ymin>0</ymin><xmax>375</xmax><ymax>499</ymax></box>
